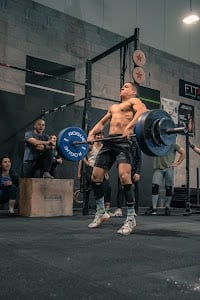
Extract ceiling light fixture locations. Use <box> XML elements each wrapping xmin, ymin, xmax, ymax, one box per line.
<box><xmin>182</xmin><ymin>0</ymin><xmax>199</xmax><ymax>24</ymax></box>
<box><xmin>183</xmin><ymin>14</ymin><xmax>199</xmax><ymax>24</ymax></box>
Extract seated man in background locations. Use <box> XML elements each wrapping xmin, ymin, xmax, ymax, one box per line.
<box><xmin>0</xmin><ymin>155</ymin><xmax>19</xmax><ymax>216</ymax></box>
<box><xmin>22</xmin><ymin>118</ymin><xmax>54</xmax><ymax>178</ymax></box>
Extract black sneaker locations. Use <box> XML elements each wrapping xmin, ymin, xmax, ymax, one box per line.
<box><xmin>164</xmin><ymin>207</ymin><xmax>171</xmax><ymax>216</ymax></box>
<box><xmin>151</xmin><ymin>208</ymin><xmax>157</xmax><ymax>215</ymax></box>
<box><xmin>8</xmin><ymin>208</ymin><xmax>15</xmax><ymax>216</ymax></box>
<box><xmin>145</xmin><ymin>206</ymin><xmax>157</xmax><ymax>215</ymax></box>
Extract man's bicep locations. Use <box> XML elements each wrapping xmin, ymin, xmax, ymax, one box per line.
<box><xmin>101</xmin><ymin>111</ymin><xmax>111</xmax><ymax>122</ymax></box>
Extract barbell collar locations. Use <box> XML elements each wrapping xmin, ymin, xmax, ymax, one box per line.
<box><xmin>166</xmin><ymin>127</ymin><xmax>187</xmax><ymax>134</ymax></box>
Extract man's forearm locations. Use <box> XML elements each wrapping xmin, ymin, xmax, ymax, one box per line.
<box><xmin>28</xmin><ymin>138</ymin><xmax>50</xmax><ymax>146</ymax></box>
<box><xmin>190</xmin><ymin>143</ymin><xmax>200</xmax><ymax>155</ymax></box>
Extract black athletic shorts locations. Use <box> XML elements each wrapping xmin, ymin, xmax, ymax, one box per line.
<box><xmin>94</xmin><ymin>136</ymin><xmax>132</xmax><ymax>170</ymax></box>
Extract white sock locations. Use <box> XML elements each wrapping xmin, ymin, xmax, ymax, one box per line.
<box><xmin>96</xmin><ymin>197</ymin><xmax>105</xmax><ymax>215</ymax></box>
<box><xmin>165</xmin><ymin>196</ymin><xmax>172</xmax><ymax>208</ymax></box>
<box><xmin>152</xmin><ymin>195</ymin><xmax>159</xmax><ymax>209</ymax></box>
<box><xmin>127</xmin><ymin>207</ymin><xmax>136</xmax><ymax>220</ymax></box>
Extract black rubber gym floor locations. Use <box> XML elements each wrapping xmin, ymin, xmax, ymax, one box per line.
<box><xmin>0</xmin><ymin>208</ymin><xmax>199</xmax><ymax>300</ymax></box>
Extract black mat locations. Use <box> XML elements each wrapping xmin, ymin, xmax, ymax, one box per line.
<box><xmin>0</xmin><ymin>208</ymin><xmax>199</xmax><ymax>300</ymax></box>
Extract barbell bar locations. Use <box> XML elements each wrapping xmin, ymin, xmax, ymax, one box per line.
<box><xmin>56</xmin><ymin>109</ymin><xmax>187</xmax><ymax>161</ymax></box>
<box><xmin>73</xmin><ymin>134</ymin><xmax>136</xmax><ymax>145</ymax></box>
<box><xmin>73</xmin><ymin>126</ymin><xmax>186</xmax><ymax>146</ymax></box>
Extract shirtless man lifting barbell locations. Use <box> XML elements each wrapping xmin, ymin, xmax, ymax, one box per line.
<box><xmin>87</xmin><ymin>81</ymin><xmax>147</xmax><ymax>235</ymax></box>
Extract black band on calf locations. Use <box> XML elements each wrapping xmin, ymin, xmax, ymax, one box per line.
<box><xmin>165</xmin><ymin>185</ymin><xmax>172</xmax><ymax>197</ymax></box>
<box><xmin>124</xmin><ymin>184</ymin><xmax>135</xmax><ymax>207</ymax></box>
<box><xmin>91</xmin><ymin>182</ymin><xmax>104</xmax><ymax>200</ymax></box>
<box><xmin>152</xmin><ymin>184</ymin><xmax>159</xmax><ymax>195</ymax></box>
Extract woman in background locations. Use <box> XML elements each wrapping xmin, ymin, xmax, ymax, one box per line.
<box><xmin>49</xmin><ymin>134</ymin><xmax>63</xmax><ymax>178</ymax></box>
<box><xmin>0</xmin><ymin>155</ymin><xmax>19</xmax><ymax>216</ymax></box>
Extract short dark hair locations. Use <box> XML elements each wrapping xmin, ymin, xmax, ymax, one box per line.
<box><xmin>94</xmin><ymin>131</ymin><xmax>104</xmax><ymax>136</ymax></box>
<box><xmin>126</xmin><ymin>81</ymin><xmax>138</xmax><ymax>96</ymax></box>
<box><xmin>34</xmin><ymin>117</ymin><xmax>45</xmax><ymax>123</ymax></box>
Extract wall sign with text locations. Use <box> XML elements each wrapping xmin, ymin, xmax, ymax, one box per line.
<box><xmin>179</xmin><ymin>79</ymin><xmax>200</xmax><ymax>101</ymax></box>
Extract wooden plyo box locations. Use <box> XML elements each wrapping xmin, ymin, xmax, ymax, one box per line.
<box><xmin>19</xmin><ymin>178</ymin><xmax>74</xmax><ymax>217</ymax></box>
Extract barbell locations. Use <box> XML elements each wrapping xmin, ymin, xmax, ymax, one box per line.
<box><xmin>56</xmin><ymin>109</ymin><xmax>187</xmax><ymax>161</ymax></box>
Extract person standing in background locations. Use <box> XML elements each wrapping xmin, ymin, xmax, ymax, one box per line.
<box><xmin>145</xmin><ymin>143</ymin><xmax>185</xmax><ymax>216</ymax></box>
<box><xmin>78</xmin><ymin>131</ymin><xmax>112</xmax><ymax>215</ymax></box>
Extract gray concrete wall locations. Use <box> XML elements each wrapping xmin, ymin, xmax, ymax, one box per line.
<box><xmin>0</xmin><ymin>0</ymin><xmax>200</xmax><ymax>207</ymax></box>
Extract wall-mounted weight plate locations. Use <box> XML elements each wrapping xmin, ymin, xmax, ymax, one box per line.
<box><xmin>132</xmin><ymin>67</ymin><xmax>146</xmax><ymax>84</ymax></box>
<box><xmin>135</xmin><ymin>109</ymin><xmax>176</xmax><ymax>156</ymax></box>
<box><xmin>132</xmin><ymin>50</ymin><xmax>146</xmax><ymax>67</ymax></box>
<box><xmin>57</xmin><ymin>127</ymin><xmax>89</xmax><ymax>161</ymax></box>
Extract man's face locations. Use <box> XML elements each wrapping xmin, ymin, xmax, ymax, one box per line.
<box><xmin>94</xmin><ymin>132</ymin><xmax>104</xmax><ymax>140</ymax></box>
<box><xmin>50</xmin><ymin>135</ymin><xmax>57</xmax><ymax>145</ymax></box>
<box><xmin>120</xmin><ymin>82</ymin><xmax>136</xmax><ymax>98</ymax></box>
<box><xmin>34</xmin><ymin>119</ymin><xmax>45</xmax><ymax>134</ymax></box>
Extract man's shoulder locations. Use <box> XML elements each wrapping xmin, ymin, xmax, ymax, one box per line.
<box><xmin>25</xmin><ymin>130</ymin><xmax>33</xmax><ymax>134</ymax></box>
<box><xmin>129</xmin><ymin>97</ymin><xmax>145</xmax><ymax>108</ymax></box>
<box><xmin>120</xmin><ymin>98</ymin><xmax>140</xmax><ymax>106</ymax></box>
<box><xmin>25</xmin><ymin>130</ymin><xmax>34</xmax><ymax>137</ymax></box>
<box><xmin>129</xmin><ymin>97</ymin><xmax>141</xmax><ymax>103</ymax></box>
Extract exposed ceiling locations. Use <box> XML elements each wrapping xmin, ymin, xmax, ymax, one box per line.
<box><xmin>34</xmin><ymin>0</ymin><xmax>200</xmax><ymax>65</ymax></box>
